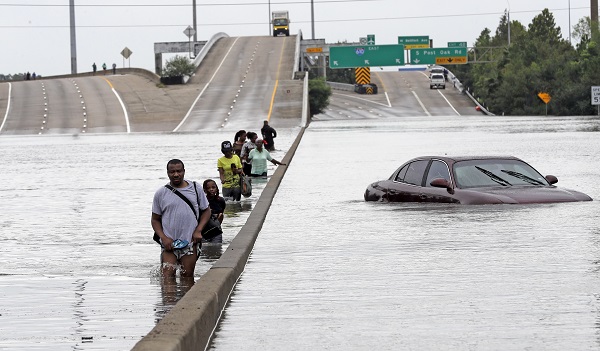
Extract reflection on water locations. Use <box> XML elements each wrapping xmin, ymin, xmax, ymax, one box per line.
<box><xmin>155</xmin><ymin>276</ymin><xmax>195</xmax><ymax>324</ymax></box>
<box><xmin>209</xmin><ymin>116</ymin><xmax>600</xmax><ymax>351</ymax></box>
<box><xmin>0</xmin><ymin>129</ymin><xmax>297</xmax><ymax>350</ymax></box>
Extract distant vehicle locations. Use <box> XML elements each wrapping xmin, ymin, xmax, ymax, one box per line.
<box><xmin>272</xmin><ymin>11</ymin><xmax>290</xmax><ymax>36</ymax></box>
<box><xmin>430</xmin><ymin>73</ymin><xmax>445</xmax><ymax>89</ymax></box>
<box><xmin>364</xmin><ymin>156</ymin><xmax>593</xmax><ymax>204</ymax></box>
<box><xmin>429</xmin><ymin>66</ymin><xmax>444</xmax><ymax>77</ymax></box>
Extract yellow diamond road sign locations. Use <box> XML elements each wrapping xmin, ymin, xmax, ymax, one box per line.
<box><xmin>538</xmin><ymin>92</ymin><xmax>551</xmax><ymax>104</ymax></box>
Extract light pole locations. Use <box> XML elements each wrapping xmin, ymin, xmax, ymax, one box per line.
<box><xmin>311</xmin><ymin>0</ymin><xmax>315</xmax><ymax>39</ymax></box>
<box><xmin>568</xmin><ymin>0</ymin><xmax>572</xmax><ymax>44</ymax></box>
<box><xmin>193</xmin><ymin>0</ymin><xmax>197</xmax><ymax>43</ymax></box>
<box><xmin>268</xmin><ymin>0</ymin><xmax>271</xmax><ymax>36</ymax></box>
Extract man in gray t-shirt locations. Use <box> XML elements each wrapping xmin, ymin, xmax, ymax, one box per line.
<box><xmin>151</xmin><ymin>159</ymin><xmax>211</xmax><ymax>278</ymax></box>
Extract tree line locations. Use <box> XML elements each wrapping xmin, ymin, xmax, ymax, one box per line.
<box><xmin>451</xmin><ymin>9</ymin><xmax>600</xmax><ymax>116</ymax></box>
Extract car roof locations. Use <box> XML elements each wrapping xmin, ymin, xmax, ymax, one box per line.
<box><xmin>409</xmin><ymin>155</ymin><xmax>522</xmax><ymax>163</ymax></box>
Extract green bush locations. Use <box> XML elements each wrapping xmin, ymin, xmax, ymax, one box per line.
<box><xmin>309</xmin><ymin>77</ymin><xmax>332</xmax><ymax>116</ymax></box>
<box><xmin>162</xmin><ymin>55</ymin><xmax>195</xmax><ymax>77</ymax></box>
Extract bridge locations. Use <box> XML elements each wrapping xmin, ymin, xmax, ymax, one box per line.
<box><xmin>0</xmin><ymin>31</ymin><xmax>482</xmax><ymax>137</ymax></box>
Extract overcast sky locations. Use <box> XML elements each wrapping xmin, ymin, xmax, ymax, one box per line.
<box><xmin>0</xmin><ymin>0</ymin><xmax>594</xmax><ymax>76</ymax></box>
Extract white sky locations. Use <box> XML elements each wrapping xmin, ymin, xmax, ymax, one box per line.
<box><xmin>0</xmin><ymin>0</ymin><xmax>593</xmax><ymax>76</ymax></box>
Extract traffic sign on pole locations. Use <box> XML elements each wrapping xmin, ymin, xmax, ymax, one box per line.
<box><xmin>367</xmin><ymin>34</ymin><xmax>375</xmax><ymax>45</ymax></box>
<box><xmin>410</xmin><ymin>47</ymin><xmax>467</xmax><ymax>64</ymax></box>
<box><xmin>398</xmin><ymin>36</ymin><xmax>429</xmax><ymax>49</ymax></box>
<box><xmin>448</xmin><ymin>42</ymin><xmax>467</xmax><ymax>48</ymax></box>
<box><xmin>330</xmin><ymin>44</ymin><xmax>405</xmax><ymax>68</ymax></box>
<box><xmin>591</xmin><ymin>86</ymin><xmax>600</xmax><ymax>105</ymax></box>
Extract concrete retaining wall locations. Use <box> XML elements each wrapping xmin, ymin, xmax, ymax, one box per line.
<box><xmin>131</xmin><ymin>127</ymin><xmax>307</xmax><ymax>351</ymax></box>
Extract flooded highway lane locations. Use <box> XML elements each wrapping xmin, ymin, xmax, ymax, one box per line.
<box><xmin>209</xmin><ymin>115</ymin><xmax>600</xmax><ymax>351</ymax></box>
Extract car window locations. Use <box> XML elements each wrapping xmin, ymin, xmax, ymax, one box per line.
<box><xmin>425</xmin><ymin>160</ymin><xmax>451</xmax><ymax>187</ymax></box>
<box><xmin>394</xmin><ymin>164</ymin><xmax>409</xmax><ymax>182</ymax></box>
<box><xmin>454</xmin><ymin>159</ymin><xmax>549</xmax><ymax>188</ymax></box>
<box><xmin>403</xmin><ymin>160</ymin><xmax>429</xmax><ymax>186</ymax></box>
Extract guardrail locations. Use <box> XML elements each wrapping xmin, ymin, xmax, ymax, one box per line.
<box><xmin>192</xmin><ymin>32</ymin><xmax>229</xmax><ymax>69</ymax></box>
<box><xmin>444</xmin><ymin>68</ymin><xmax>495</xmax><ymax>116</ymax></box>
<box><xmin>326</xmin><ymin>82</ymin><xmax>354</xmax><ymax>92</ymax></box>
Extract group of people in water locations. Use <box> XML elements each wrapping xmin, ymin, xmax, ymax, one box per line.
<box><xmin>152</xmin><ymin>120</ymin><xmax>286</xmax><ymax>278</ymax></box>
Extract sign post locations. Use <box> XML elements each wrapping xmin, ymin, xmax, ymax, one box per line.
<box><xmin>329</xmin><ymin>44</ymin><xmax>404</xmax><ymax>68</ymax></box>
<box><xmin>120</xmin><ymin>47</ymin><xmax>132</xmax><ymax>68</ymax></box>
<box><xmin>409</xmin><ymin>48</ymin><xmax>467</xmax><ymax>65</ymax></box>
<box><xmin>398</xmin><ymin>36</ymin><xmax>429</xmax><ymax>49</ymax></box>
<box><xmin>538</xmin><ymin>92</ymin><xmax>551</xmax><ymax>116</ymax></box>
<box><xmin>592</xmin><ymin>86</ymin><xmax>600</xmax><ymax>116</ymax></box>
<box><xmin>183</xmin><ymin>25</ymin><xmax>196</xmax><ymax>58</ymax></box>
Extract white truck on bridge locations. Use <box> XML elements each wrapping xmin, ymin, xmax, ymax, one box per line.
<box><xmin>271</xmin><ymin>11</ymin><xmax>290</xmax><ymax>36</ymax></box>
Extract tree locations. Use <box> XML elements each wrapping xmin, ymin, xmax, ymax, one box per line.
<box><xmin>162</xmin><ymin>55</ymin><xmax>195</xmax><ymax>77</ymax></box>
<box><xmin>308</xmin><ymin>77</ymin><xmax>332</xmax><ymax>116</ymax></box>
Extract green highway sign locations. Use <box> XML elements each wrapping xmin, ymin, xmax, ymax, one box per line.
<box><xmin>398</xmin><ymin>36</ymin><xmax>429</xmax><ymax>49</ymax></box>
<box><xmin>330</xmin><ymin>44</ymin><xmax>405</xmax><ymax>68</ymax></box>
<box><xmin>448</xmin><ymin>41</ymin><xmax>467</xmax><ymax>48</ymax></box>
<box><xmin>410</xmin><ymin>47</ymin><xmax>467</xmax><ymax>64</ymax></box>
<box><xmin>367</xmin><ymin>34</ymin><xmax>375</xmax><ymax>45</ymax></box>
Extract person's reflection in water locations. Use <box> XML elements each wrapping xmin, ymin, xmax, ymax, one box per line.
<box><xmin>155</xmin><ymin>276</ymin><xmax>195</xmax><ymax>324</ymax></box>
<box><xmin>198</xmin><ymin>243</ymin><xmax>224</xmax><ymax>260</ymax></box>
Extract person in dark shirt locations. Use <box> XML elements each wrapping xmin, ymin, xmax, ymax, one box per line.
<box><xmin>260</xmin><ymin>120</ymin><xmax>277</xmax><ymax>151</ymax></box>
<box><xmin>202</xmin><ymin>179</ymin><xmax>226</xmax><ymax>243</ymax></box>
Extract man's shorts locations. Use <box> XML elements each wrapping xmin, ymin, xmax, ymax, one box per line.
<box><xmin>163</xmin><ymin>242</ymin><xmax>201</xmax><ymax>260</ymax></box>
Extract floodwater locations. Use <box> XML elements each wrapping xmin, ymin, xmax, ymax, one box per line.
<box><xmin>1</xmin><ymin>115</ymin><xmax>599</xmax><ymax>351</ymax></box>
<box><xmin>0</xmin><ymin>129</ymin><xmax>298</xmax><ymax>351</ymax></box>
<box><xmin>208</xmin><ymin>115</ymin><xmax>600</xmax><ymax>350</ymax></box>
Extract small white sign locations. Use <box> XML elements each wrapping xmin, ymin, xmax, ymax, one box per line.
<box><xmin>592</xmin><ymin>86</ymin><xmax>600</xmax><ymax>105</ymax></box>
<box><xmin>183</xmin><ymin>26</ymin><xmax>196</xmax><ymax>38</ymax></box>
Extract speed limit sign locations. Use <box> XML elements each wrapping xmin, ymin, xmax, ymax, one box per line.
<box><xmin>592</xmin><ymin>86</ymin><xmax>600</xmax><ymax>105</ymax></box>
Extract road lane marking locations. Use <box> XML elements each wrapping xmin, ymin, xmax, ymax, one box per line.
<box><xmin>103</xmin><ymin>78</ymin><xmax>131</xmax><ymax>133</ymax></box>
<box><xmin>0</xmin><ymin>83</ymin><xmax>11</xmax><ymax>133</ymax></box>
<box><xmin>174</xmin><ymin>36</ymin><xmax>241</xmax><ymax>132</ymax></box>
<box><xmin>437</xmin><ymin>90</ymin><xmax>460</xmax><ymax>115</ymax></box>
<box><xmin>412</xmin><ymin>91</ymin><xmax>431</xmax><ymax>116</ymax></box>
<box><xmin>332</xmin><ymin>92</ymin><xmax>391</xmax><ymax>108</ymax></box>
<box><xmin>267</xmin><ymin>36</ymin><xmax>288</xmax><ymax>121</ymax></box>
<box><xmin>373</xmin><ymin>72</ymin><xmax>392</xmax><ymax>108</ymax></box>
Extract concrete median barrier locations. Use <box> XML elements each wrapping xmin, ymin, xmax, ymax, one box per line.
<box><xmin>132</xmin><ymin>127</ymin><xmax>306</xmax><ymax>351</ymax></box>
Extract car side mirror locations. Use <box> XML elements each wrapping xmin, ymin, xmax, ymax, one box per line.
<box><xmin>430</xmin><ymin>178</ymin><xmax>454</xmax><ymax>194</ymax></box>
<box><xmin>545</xmin><ymin>175</ymin><xmax>558</xmax><ymax>185</ymax></box>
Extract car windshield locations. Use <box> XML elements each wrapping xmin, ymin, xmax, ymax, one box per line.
<box><xmin>453</xmin><ymin>159</ymin><xmax>549</xmax><ymax>188</ymax></box>
<box><xmin>273</xmin><ymin>19</ymin><xmax>288</xmax><ymax>25</ymax></box>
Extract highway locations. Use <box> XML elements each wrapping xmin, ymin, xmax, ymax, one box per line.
<box><xmin>0</xmin><ymin>35</ymin><xmax>479</xmax><ymax>136</ymax></box>
<box><xmin>315</xmin><ymin>69</ymin><xmax>478</xmax><ymax>121</ymax></box>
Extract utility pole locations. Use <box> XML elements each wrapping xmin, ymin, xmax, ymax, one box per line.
<box><xmin>507</xmin><ymin>10</ymin><xmax>511</xmax><ymax>46</ymax></box>
<box><xmin>311</xmin><ymin>0</ymin><xmax>315</xmax><ymax>39</ymax></box>
<box><xmin>193</xmin><ymin>0</ymin><xmax>197</xmax><ymax>42</ymax></box>
<box><xmin>69</xmin><ymin>0</ymin><xmax>77</xmax><ymax>74</ymax></box>
<box><xmin>592</xmin><ymin>0</ymin><xmax>598</xmax><ymax>23</ymax></box>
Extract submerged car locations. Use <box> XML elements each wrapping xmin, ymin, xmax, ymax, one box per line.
<box><xmin>364</xmin><ymin>156</ymin><xmax>593</xmax><ymax>204</ymax></box>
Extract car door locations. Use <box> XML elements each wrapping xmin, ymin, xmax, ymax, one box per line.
<box><xmin>387</xmin><ymin>160</ymin><xmax>429</xmax><ymax>202</ymax></box>
<box><xmin>420</xmin><ymin>160</ymin><xmax>457</xmax><ymax>203</ymax></box>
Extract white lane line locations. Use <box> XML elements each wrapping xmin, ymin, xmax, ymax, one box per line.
<box><xmin>437</xmin><ymin>89</ymin><xmax>460</xmax><ymax>116</ymax></box>
<box><xmin>0</xmin><ymin>83</ymin><xmax>11</xmax><ymax>133</ymax></box>
<box><xmin>411</xmin><ymin>90</ymin><xmax>431</xmax><ymax>116</ymax></box>
<box><xmin>332</xmin><ymin>92</ymin><xmax>391</xmax><ymax>108</ymax></box>
<box><xmin>102</xmin><ymin>78</ymin><xmax>131</xmax><ymax>133</ymax></box>
<box><xmin>111</xmin><ymin>88</ymin><xmax>131</xmax><ymax>133</ymax></box>
<box><xmin>385</xmin><ymin>92</ymin><xmax>392</xmax><ymax>107</ymax></box>
<box><xmin>174</xmin><ymin>36</ymin><xmax>241</xmax><ymax>132</ymax></box>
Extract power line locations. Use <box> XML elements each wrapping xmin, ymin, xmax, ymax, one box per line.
<box><xmin>0</xmin><ymin>0</ymin><xmax>382</xmax><ymax>7</ymax></box>
<box><xmin>0</xmin><ymin>7</ymin><xmax>590</xmax><ymax>29</ymax></box>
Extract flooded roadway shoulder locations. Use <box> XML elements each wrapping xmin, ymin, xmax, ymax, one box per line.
<box><xmin>131</xmin><ymin>127</ymin><xmax>307</xmax><ymax>351</ymax></box>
